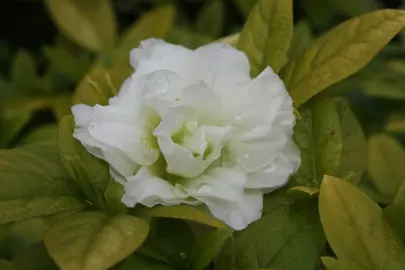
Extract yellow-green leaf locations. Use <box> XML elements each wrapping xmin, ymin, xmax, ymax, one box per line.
<box><xmin>20</xmin><ymin>124</ymin><xmax>58</xmax><ymax>145</ymax></box>
<box><xmin>73</xmin><ymin>66</ymin><xmax>131</xmax><ymax>106</ymax></box>
<box><xmin>232</xmin><ymin>0</ymin><xmax>258</xmax><ymax>16</ymax></box>
<box><xmin>118</xmin><ymin>5</ymin><xmax>174</xmax><ymax>53</ymax></box>
<box><xmin>0</xmin><ymin>144</ymin><xmax>83</xmax><ymax>223</ymax></box>
<box><xmin>385</xmin><ymin>113</ymin><xmax>405</xmax><ymax>133</ymax></box>
<box><xmin>218</xmin><ymin>33</ymin><xmax>240</xmax><ymax>47</ymax></box>
<box><xmin>287</xmin><ymin>186</ymin><xmax>319</xmax><ymax>199</ymax></box>
<box><xmin>58</xmin><ymin>116</ymin><xmax>110</xmax><ymax>210</ymax></box>
<box><xmin>44</xmin><ymin>211</ymin><xmax>149</xmax><ymax>270</ymax></box>
<box><xmin>319</xmin><ymin>175</ymin><xmax>405</xmax><ymax>270</ymax></box>
<box><xmin>368</xmin><ymin>134</ymin><xmax>405</xmax><ymax>204</ymax></box>
<box><xmin>136</xmin><ymin>205</ymin><xmax>227</xmax><ymax>228</ymax></box>
<box><xmin>321</xmin><ymin>257</ymin><xmax>355</xmax><ymax>270</ymax></box>
<box><xmin>238</xmin><ymin>0</ymin><xmax>293</xmax><ymax>75</ymax></box>
<box><xmin>281</xmin><ymin>9</ymin><xmax>405</xmax><ymax>107</ymax></box>
<box><xmin>0</xmin><ymin>196</ymin><xmax>85</xmax><ymax>225</ymax></box>
<box><xmin>45</xmin><ymin>0</ymin><xmax>117</xmax><ymax>52</ymax></box>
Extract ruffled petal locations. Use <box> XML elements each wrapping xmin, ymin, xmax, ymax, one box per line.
<box><xmin>183</xmin><ymin>166</ymin><xmax>247</xmax><ymax>201</ymax></box>
<box><xmin>72</xmin><ymin>104</ymin><xmax>138</xmax><ymax>178</ymax></box>
<box><xmin>203</xmin><ymin>190</ymin><xmax>263</xmax><ymax>230</ymax></box>
<box><xmin>122</xmin><ymin>167</ymin><xmax>187</xmax><ymax>207</ymax></box>
<box><xmin>194</xmin><ymin>42</ymin><xmax>250</xmax><ymax>79</ymax></box>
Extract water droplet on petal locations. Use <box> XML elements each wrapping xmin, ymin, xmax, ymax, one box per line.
<box><xmin>197</xmin><ymin>184</ymin><xmax>212</xmax><ymax>193</ymax></box>
<box><xmin>243</xmin><ymin>153</ymin><xmax>251</xmax><ymax>159</ymax></box>
<box><xmin>234</xmin><ymin>115</ymin><xmax>242</xmax><ymax>121</ymax></box>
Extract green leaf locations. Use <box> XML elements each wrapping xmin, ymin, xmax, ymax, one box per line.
<box><xmin>288</xmin><ymin>20</ymin><xmax>313</xmax><ymax>61</ymax></box>
<box><xmin>20</xmin><ymin>124</ymin><xmax>58</xmax><ymax>145</ymax></box>
<box><xmin>368</xmin><ymin>134</ymin><xmax>405</xmax><ymax>204</ymax></box>
<box><xmin>335</xmin><ymin>99</ymin><xmax>368</xmax><ymax>184</ymax></box>
<box><xmin>73</xmin><ymin>67</ymin><xmax>131</xmax><ymax>106</ymax></box>
<box><xmin>214</xmin><ymin>200</ymin><xmax>325</xmax><ymax>270</ymax></box>
<box><xmin>0</xmin><ymin>144</ymin><xmax>83</xmax><ymax>224</ymax></box>
<box><xmin>319</xmin><ymin>175</ymin><xmax>405</xmax><ymax>269</ymax></box>
<box><xmin>195</xmin><ymin>0</ymin><xmax>225</xmax><ymax>38</ymax></box>
<box><xmin>238</xmin><ymin>0</ymin><xmax>293</xmax><ymax>75</ymax></box>
<box><xmin>321</xmin><ymin>257</ymin><xmax>356</xmax><ymax>270</ymax></box>
<box><xmin>104</xmin><ymin>178</ymin><xmax>128</xmax><ymax>214</ymax></box>
<box><xmin>11</xmin><ymin>242</ymin><xmax>58</xmax><ymax>270</ymax></box>
<box><xmin>329</xmin><ymin>0</ymin><xmax>380</xmax><ymax>17</ymax></box>
<box><xmin>293</xmin><ymin>98</ymin><xmax>367</xmax><ymax>187</ymax></box>
<box><xmin>287</xmin><ymin>186</ymin><xmax>319</xmax><ymax>199</ymax></box>
<box><xmin>0</xmin><ymin>110</ymin><xmax>31</xmax><ymax>148</ymax></box>
<box><xmin>218</xmin><ymin>33</ymin><xmax>240</xmax><ymax>47</ymax></box>
<box><xmin>11</xmin><ymin>50</ymin><xmax>37</xmax><ymax>94</ymax></box>
<box><xmin>385</xmin><ymin>113</ymin><xmax>405</xmax><ymax>133</ymax></box>
<box><xmin>0</xmin><ymin>260</ymin><xmax>10</xmax><ymax>270</ymax></box>
<box><xmin>43</xmin><ymin>45</ymin><xmax>92</xmax><ymax>83</ymax></box>
<box><xmin>136</xmin><ymin>205</ymin><xmax>227</xmax><ymax>229</ymax></box>
<box><xmin>281</xmin><ymin>9</ymin><xmax>405</xmax><ymax>107</ymax></box>
<box><xmin>45</xmin><ymin>0</ymin><xmax>117</xmax><ymax>52</ymax></box>
<box><xmin>58</xmin><ymin>116</ymin><xmax>110</xmax><ymax>210</ymax></box>
<box><xmin>118</xmin><ymin>5</ymin><xmax>174</xmax><ymax>53</ymax></box>
<box><xmin>293</xmin><ymin>99</ymin><xmax>340</xmax><ymax>186</ymax></box>
<box><xmin>167</xmin><ymin>27</ymin><xmax>213</xmax><ymax>49</ymax></box>
<box><xmin>119</xmin><ymin>253</ymin><xmax>175</xmax><ymax>270</ymax></box>
<box><xmin>143</xmin><ymin>219</ymin><xmax>195</xmax><ymax>268</ymax></box>
<box><xmin>44</xmin><ymin>211</ymin><xmax>150</xmax><ymax>270</ymax></box>
<box><xmin>189</xmin><ymin>228</ymin><xmax>232</xmax><ymax>270</ymax></box>
<box><xmin>51</xmin><ymin>94</ymin><xmax>73</xmax><ymax>121</ymax></box>
<box><xmin>384</xmin><ymin>178</ymin><xmax>405</xmax><ymax>241</ymax></box>
<box><xmin>232</xmin><ymin>0</ymin><xmax>258</xmax><ymax>16</ymax></box>
<box><xmin>0</xmin><ymin>196</ymin><xmax>86</xmax><ymax>225</ymax></box>
<box><xmin>0</xmin><ymin>217</ymin><xmax>50</xmax><ymax>258</ymax></box>
<box><xmin>300</xmin><ymin>0</ymin><xmax>335</xmax><ymax>31</ymax></box>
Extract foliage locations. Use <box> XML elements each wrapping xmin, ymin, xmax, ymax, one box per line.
<box><xmin>2</xmin><ymin>0</ymin><xmax>405</xmax><ymax>269</ymax></box>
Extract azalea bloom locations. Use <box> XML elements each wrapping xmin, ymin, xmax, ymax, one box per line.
<box><xmin>72</xmin><ymin>39</ymin><xmax>300</xmax><ymax>230</ymax></box>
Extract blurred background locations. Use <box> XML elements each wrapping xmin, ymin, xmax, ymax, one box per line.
<box><xmin>1</xmin><ymin>0</ymin><xmax>405</xmax><ymax>204</ymax></box>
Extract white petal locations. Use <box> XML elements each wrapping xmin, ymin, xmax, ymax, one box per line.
<box><xmin>122</xmin><ymin>167</ymin><xmax>187</xmax><ymax>207</ymax></box>
<box><xmin>203</xmin><ymin>190</ymin><xmax>263</xmax><ymax>230</ymax></box>
<box><xmin>181</xmin><ymin>82</ymin><xmax>229</xmax><ymax>125</ymax></box>
<box><xmin>245</xmin><ymin>140</ymin><xmax>301</xmax><ymax>190</ymax></box>
<box><xmin>194</xmin><ymin>42</ymin><xmax>250</xmax><ymax>78</ymax></box>
<box><xmin>72</xmin><ymin>104</ymin><xmax>138</xmax><ymax>178</ymax></box>
<box><xmin>89</xmin><ymin>121</ymin><xmax>159</xmax><ymax>166</ymax></box>
<box><xmin>130</xmin><ymin>38</ymin><xmax>166</xmax><ymax>69</ymax></box>
<box><xmin>184</xmin><ymin>166</ymin><xmax>247</xmax><ymax>201</ymax></box>
<box><xmin>132</xmin><ymin>40</ymin><xmax>212</xmax><ymax>87</ymax></box>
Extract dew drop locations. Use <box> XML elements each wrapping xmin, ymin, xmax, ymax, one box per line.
<box><xmin>243</xmin><ymin>153</ymin><xmax>251</xmax><ymax>159</ymax></box>
<box><xmin>197</xmin><ymin>184</ymin><xmax>212</xmax><ymax>193</ymax></box>
<box><xmin>234</xmin><ymin>115</ymin><xmax>242</xmax><ymax>121</ymax></box>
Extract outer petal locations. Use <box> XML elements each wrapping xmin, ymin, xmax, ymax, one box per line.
<box><xmin>245</xmin><ymin>140</ymin><xmax>301</xmax><ymax>190</ymax></box>
<box><xmin>203</xmin><ymin>190</ymin><xmax>263</xmax><ymax>230</ymax></box>
<box><xmin>194</xmin><ymin>42</ymin><xmax>250</xmax><ymax>79</ymax></box>
<box><xmin>183</xmin><ymin>166</ymin><xmax>247</xmax><ymax>201</ymax></box>
<box><xmin>72</xmin><ymin>104</ymin><xmax>138</xmax><ymax>178</ymax></box>
<box><xmin>132</xmin><ymin>39</ymin><xmax>212</xmax><ymax>86</ymax></box>
<box><xmin>122</xmin><ymin>167</ymin><xmax>187</xmax><ymax>207</ymax></box>
<box><xmin>130</xmin><ymin>38</ymin><xmax>166</xmax><ymax>69</ymax></box>
<box><xmin>183</xmin><ymin>167</ymin><xmax>262</xmax><ymax>230</ymax></box>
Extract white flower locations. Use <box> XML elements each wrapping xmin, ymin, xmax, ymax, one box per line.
<box><xmin>72</xmin><ymin>39</ymin><xmax>300</xmax><ymax>230</ymax></box>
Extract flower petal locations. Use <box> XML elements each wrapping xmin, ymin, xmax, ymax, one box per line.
<box><xmin>184</xmin><ymin>166</ymin><xmax>247</xmax><ymax>201</ymax></box>
<box><xmin>203</xmin><ymin>190</ymin><xmax>263</xmax><ymax>230</ymax></box>
<box><xmin>194</xmin><ymin>42</ymin><xmax>250</xmax><ymax>78</ymax></box>
<box><xmin>122</xmin><ymin>167</ymin><xmax>187</xmax><ymax>207</ymax></box>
